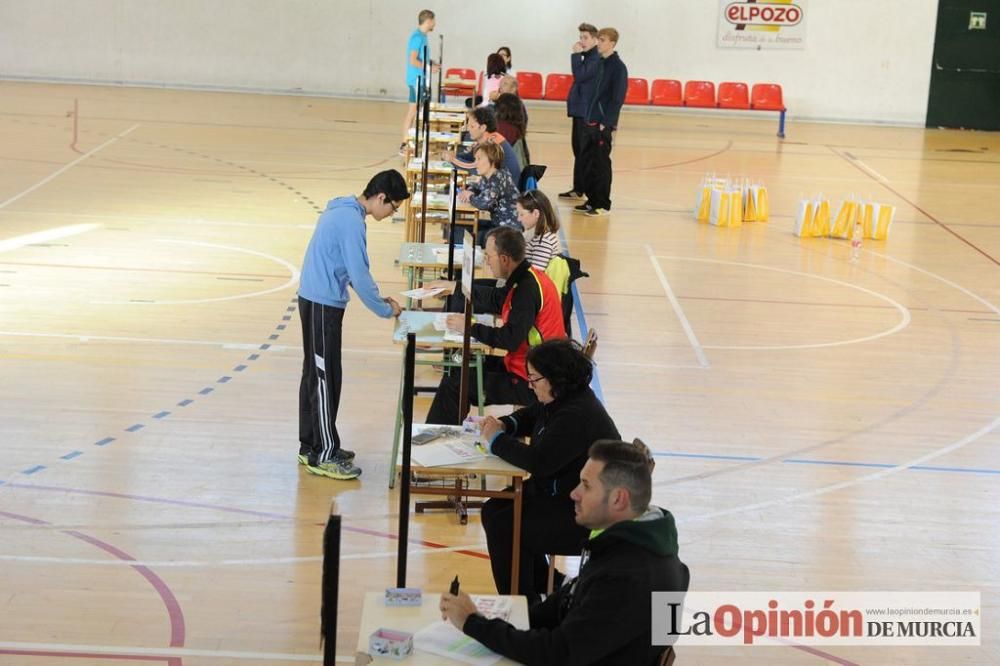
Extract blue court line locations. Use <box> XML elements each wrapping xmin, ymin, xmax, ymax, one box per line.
<box><xmin>199</xmin><ymin>387</ymin><xmax>214</xmax><ymax>395</ymax></box>
<box><xmin>286</xmin><ymin>306</ymin><xmax>296</xmax><ymax>312</ymax></box>
<box><xmin>276</xmin><ymin>324</ymin><xmax>286</xmax><ymax>331</ymax></box>
<box><xmin>22</xmin><ymin>465</ymin><xmax>46</xmax><ymax>475</ymax></box>
<box><xmin>653</xmin><ymin>450</ymin><xmax>1000</xmax><ymax>477</ymax></box>
<box><xmin>94</xmin><ymin>437</ymin><xmax>115</xmax><ymax>447</ymax></box>
<box><xmin>259</xmin><ymin>344</ymin><xmax>271</xmax><ymax>350</ymax></box>
<box><xmin>247</xmin><ymin>354</ymin><xmax>260</xmax><ymax>361</ymax></box>
<box><xmin>282</xmin><ymin>315</ymin><xmax>292</xmax><ymax>321</ymax></box>
<box><xmin>233</xmin><ymin>364</ymin><xmax>248</xmax><ymax>372</ymax></box>
<box><xmin>153</xmin><ymin>411</ymin><xmax>170</xmax><ymax>419</ymax></box>
<box><xmin>217</xmin><ymin>376</ymin><xmax>232</xmax><ymax>384</ymax></box>
<box><xmin>559</xmin><ymin>229</ymin><xmax>605</xmax><ymax>403</ymax></box>
<box><xmin>177</xmin><ymin>399</ymin><xmax>193</xmax><ymax>407</ymax></box>
<box><xmin>268</xmin><ymin>334</ymin><xmax>279</xmax><ymax>340</ymax></box>
<box><xmin>60</xmin><ymin>451</ymin><xmax>83</xmax><ymax>460</ymax></box>
<box><xmin>125</xmin><ymin>423</ymin><xmax>145</xmax><ymax>432</ymax></box>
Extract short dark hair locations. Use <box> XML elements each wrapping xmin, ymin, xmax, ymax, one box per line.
<box><xmin>494</xmin><ymin>93</ymin><xmax>526</xmax><ymax>138</ymax></box>
<box><xmin>418</xmin><ymin>9</ymin><xmax>435</xmax><ymax>23</ymax></box>
<box><xmin>588</xmin><ymin>439</ymin><xmax>654</xmax><ymax>513</ymax></box>
<box><xmin>525</xmin><ymin>339</ymin><xmax>591</xmax><ymax>400</ymax></box>
<box><xmin>578</xmin><ymin>22</ymin><xmax>598</xmax><ymax>37</ymax></box>
<box><xmin>486</xmin><ymin>226</ymin><xmax>525</xmax><ymax>263</ymax></box>
<box><xmin>361</xmin><ymin>170</ymin><xmax>410</xmax><ymax>202</ymax></box>
<box><xmin>468</xmin><ymin>106</ymin><xmax>498</xmax><ymax>133</ymax></box>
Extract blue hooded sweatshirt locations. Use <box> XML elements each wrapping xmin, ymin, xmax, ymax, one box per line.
<box><xmin>298</xmin><ymin>196</ymin><xmax>392</xmax><ymax>318</ymax></box>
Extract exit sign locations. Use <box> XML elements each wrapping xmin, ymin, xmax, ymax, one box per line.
<box><xmin>969</xmin><ymin>12</ymin><xmax>987</xmax><ymax>30</ymax></box>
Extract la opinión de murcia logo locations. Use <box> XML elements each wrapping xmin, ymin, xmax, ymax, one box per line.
<box><xmin>725</xmin><ymin>2</ymin><xmax>803</xmax><ymax>27</ymax></box>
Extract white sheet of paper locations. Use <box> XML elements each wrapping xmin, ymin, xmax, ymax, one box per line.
<box><xmin>410</xmin><ymin>440</ymin><xmax>486</xmax><ymax>467</ymax></box>
<box><xmin>400</xmin><ymin>286</ymin><xmax>447</xmax><ymax>300</ymax></box>
<box><xmin>413</xmin><ymin>621</ymin><xmax>501</xmax><ymax>666</ymax></box>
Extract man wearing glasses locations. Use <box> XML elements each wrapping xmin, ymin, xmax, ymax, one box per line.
<box><xmin>297</xmin><ymin>170</ymin><xmax>408</xmax><ymax>480</ymax></box>
<box><xmin>424</xmin><ymin>227</ymin><xmax>566</xmax><ymax>425</ymax></box>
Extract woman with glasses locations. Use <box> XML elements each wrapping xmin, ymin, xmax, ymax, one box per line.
<box><xmin>516</xmin><ymin>190</ymin><xmax>562</xmax><ymax>271</ymax></box>
<box><xmin>477</xmin><ymin>338</ymin><xmax>620</xmax><ymax>600</ymax></box>
<box><xmin>458</xmin><ymin>141</ymin><xmax>520</xmax><ymax>246</ymax></box>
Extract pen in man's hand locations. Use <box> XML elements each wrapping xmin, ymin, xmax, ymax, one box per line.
<box><xmin>450</xmin><ymin>575</ymin><xmax>460</xmax><ymax>596</ymax></box>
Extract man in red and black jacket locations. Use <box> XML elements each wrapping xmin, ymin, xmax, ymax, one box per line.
<box><xmin>426</xmin><ymin>227</ymin><xmax>566</xmax><ymax>425</ymax></box>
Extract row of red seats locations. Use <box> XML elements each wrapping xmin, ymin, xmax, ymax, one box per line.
<box><xmin>444</xmin><ymin>68</ymin><xmax>785</xmax><ymax>111</ymax></box>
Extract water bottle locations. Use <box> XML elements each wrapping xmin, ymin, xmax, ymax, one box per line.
<box><xmin>850</xmin><ymin>219</ymin><xmax>863</xmax><ymax>264</ymax></box>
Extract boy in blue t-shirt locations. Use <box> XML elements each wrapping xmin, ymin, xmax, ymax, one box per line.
<box><xmin>401</xmin><ymin>9</ymin><xmax>439</xmax><ymax>153</ymax></box>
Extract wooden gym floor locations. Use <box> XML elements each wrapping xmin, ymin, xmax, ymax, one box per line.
<box><xmin>0</xmin><ymin>81</ymin><xmax>997</xmax><ymax>665</ymax></box>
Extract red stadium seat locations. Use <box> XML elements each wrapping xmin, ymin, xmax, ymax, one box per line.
<box><xmin>442</xmin><ymin>68</ymin><xmax>477</xmax><ymax>96</ymax></box>
<box><xmin>717</xmin><ymin>82</ymin><xmax>750</xmax><ymax>109</ymax></box>
<box><xmin>751</xmin><ymin>83</ymin><xmax>786</xmax><ymax>111</ymax></box>
<box><xmin>684</xmin><ymin>81</ymin><xmax>716</xmax><ymax>108</ymax></box>
<box><xmin>544</xmin><ymin>73</ymin><xmax>573</xmax><ymax>101</ymax></box>
<box><xmin>625</xmin><ymin>77</ymin><xmax>650</xmax><ymax>105</ymax></box>
<box><xmin>516</xmin><ymin>71</ymin><xmax>544</xmax><ymax>100</ymax></box>
<box><xmin>650</xmin><ymin>79</ymin><xmax>682</xmax><ymax>106</ymax></box>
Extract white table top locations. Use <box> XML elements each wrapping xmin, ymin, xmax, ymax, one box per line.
<box><xmin>355</xmin><ymin>591</ymin><xmax>529</xmax><ymax>665</ymax></box>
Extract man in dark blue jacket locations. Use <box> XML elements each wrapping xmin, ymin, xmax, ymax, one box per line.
<box><xmin>559</xmin><ymin>22</ymin><xmax>600</xmax><ymax>201</ymax></box>
<box><xmin>440</xmin><ymin>439</ymin><xmax>689</xmax><ymax>665</ymax></box>
<box><xmin>575</xmin><ymin>27</ymin><xmax>628</xmax><ymax>217</ymax></box>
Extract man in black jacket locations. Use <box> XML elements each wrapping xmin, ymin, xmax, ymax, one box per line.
<box><xmin>559</xmin><ymin>22</ymin><xmax>600</xmax><ymax>201</ymax></box>
<box><xmin>575</xmin><ymin>27</ymin><xmax>628</xmax><ymax>217</ymax></box>
<box><xmin>425</xmin><ymin>228</ymin><xmax>565</xmax><ymax>425</ymax></box>
<box><xmin>440</xmin><ymin>439</ymin><xmax>689</xmax><ymax>666</ymax></box>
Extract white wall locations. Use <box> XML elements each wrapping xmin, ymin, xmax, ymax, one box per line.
<box><xmin>0</xmin><ymin>0</ymin><xmax>938</xmax><ymax>124</ymax></box>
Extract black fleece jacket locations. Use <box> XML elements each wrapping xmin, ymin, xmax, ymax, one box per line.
<box><xmin>463</xmin><ymin>507</ymin><xmax>690</xmax><ymax>665</ymax></box>
<box><xmin>492</xmin><ymin>387</ymin><xmax>619</xmax><ymax>499</ymax></box>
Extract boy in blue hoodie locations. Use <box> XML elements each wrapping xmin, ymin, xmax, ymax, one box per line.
<box><xmin>297</xmin><ymin>170</ymin><xmax>409</xmax><ymax>480</ymax></box>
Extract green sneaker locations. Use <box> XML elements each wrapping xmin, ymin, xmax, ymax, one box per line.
<box><xmin>297</xmin><ymin>454</ymin><xmax>309</xmax><ymax>465</ymax></box>
<box><xmin>306</xmin><ymin>459</ymin><xmax>362</xmax><ymax>480</ymax></box>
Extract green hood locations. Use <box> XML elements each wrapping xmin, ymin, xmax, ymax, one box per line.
<box><xmin>589</xmin><ymin>506</ymin><xmax>678</xmax><ymax>557</ymax></box>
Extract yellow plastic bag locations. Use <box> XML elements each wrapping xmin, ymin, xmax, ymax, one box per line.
<box><xmin>830</xmin><ymin>200</ymin><xmax>856</xmax><ymax>239</ymax></box>
<box><xmin>710</xmin><ymin>189</ymin><xmax>731</xmax><ymax>227</ymax></box>
<box><xmin>729</xmin><ymin>189</ymin><xmax>743</xmax><ymax>227</ymax></box>
<box><xmin>859</xmin><ymin>202</ymin><xmax>874</xmax><ymax>239</ymax></box>
<box><xmin>812</xmin><ymin>199</ymin><xmax>831</xmax><ymax>237</ymax></box>
<box><xmin>695</xmin><ymin>185</ymin><xmax>711</xmax><ymax>223</ymax></box>
<box><xmin>755</xmin><ymin>186</ymin><xmax>769</xmax><ymax>222</ymax></box>
<box><xmin>743</xmin><ymin>183</ymin><xmax>757</xmax><ymax>222</ymax></box>
<box><xmin>870</xmin><ymin>203</ymin><xmax>895</xmax><ymax>240</ymax></box>
<box><xmin>793</xmin><ymin>199</ymin><xmax>815</xmax><ymax>237</ymax></box>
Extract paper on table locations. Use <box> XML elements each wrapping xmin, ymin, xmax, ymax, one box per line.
<box><xmin>400</xmin><ymin>286</ymin><xmax>447</xmax><ymax>300</ymax></box>
<box><xmin>410</xmin><ymin>439</ymin><xmax>486</xmax><ymax>467</ymax></box>
<box><xmin>413</xmin><ymin>621</ymin><xmax>501</xmax><ymax>666</ymax></box>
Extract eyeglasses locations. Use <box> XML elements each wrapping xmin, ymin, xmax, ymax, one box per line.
<box><xmin>386</xmin><ymin>199</ymin><xmax>400</xmax><ymax>213</ymax></box>
<box><xmin>526</xmin><ymin>374</ymin><xmax>546</xmax><ymax>386</ymax></box>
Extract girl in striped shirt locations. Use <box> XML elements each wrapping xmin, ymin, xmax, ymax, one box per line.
<box><xmin>516</xmin><ymin>190</ymin><xmax>563</xmax><ymax>271</ymax></box>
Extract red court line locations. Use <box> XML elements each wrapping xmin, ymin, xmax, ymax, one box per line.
<box><xmin>0</xmin><ymin>510</ymin><xmax>186</xmax><ymax>651</ymax></box>
<box><xmin>832</xmin><ymin>146</ymin><xmax>999</xmax><ymax>267</ymax></box>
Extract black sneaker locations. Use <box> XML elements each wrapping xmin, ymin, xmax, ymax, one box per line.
<box><xmin>331</xmin><ymin>448</ymin><xmax>356</xmax><ymax>463</ymax></box>
<box><xmin>573</xmin><ymin>203</ymin><xmax>593</xmax><ymax>213</ymax></box>
<box><xmin>558</xmin><ymin>190</ymin><xmax>583</xmax><ymax>199</ymax></box>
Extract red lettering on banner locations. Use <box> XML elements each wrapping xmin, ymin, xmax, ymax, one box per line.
<box><xmin>724</xmin><ymin>2</ymin><xmax>803</xmax><ymax>27</ymax></box>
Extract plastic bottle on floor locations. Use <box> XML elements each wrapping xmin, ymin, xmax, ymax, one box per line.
<box><xmin>850</xmin><ymin>219</ymin><xmax>863</xmax><ymax>264</ymax></box>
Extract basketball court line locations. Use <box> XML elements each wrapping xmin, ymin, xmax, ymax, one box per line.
<box><xmin>0</xmin><ymin>223</ymin><xmax>100</xmax><ymax>254</ymax></box>
<box><xmin>644</xmin><ymin>244</ymin><xmax>710</xmax><ymax>368</ymax></box>
<box><xmin>0</xmin><ymin>124</ymin><xmax>139</xmax><ymax>210</ymax></box>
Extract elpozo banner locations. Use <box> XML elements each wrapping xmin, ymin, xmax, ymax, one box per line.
<box><xmin>718</xmin><ymin>0</ymin><xmax>808</xmax><ymax>49</ymax></box>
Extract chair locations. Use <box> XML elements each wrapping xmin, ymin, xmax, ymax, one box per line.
<box><xmin>624</xmin><ymin>77</ymin><xmax>650</xmax><ymax>105</ymax></box>
<box><xmin>544</xmin><ymin>73</ymin><xmax>573</xmax><ymax>101</ymax></box>
<box><xmin>650</xmin><ymin>79</ymin><xmax>682</xmax><ymax>106</ymax></box>
<box><xmin>516</xmin><ymin>71</ymin><xmax>544</xmax><ymax>99</ymax></box>
<box><xmin>683</xmin><ymin>80</ymin><xmax>716</xmax><ymax>108</ymax></box>
<box><xmin>582</xmin><ymin>328</ymin><xmax>598</xmax><ymax>360</ymax></box>
<box><xmin>751</xmin><ymin>83</ymin><xmax>786</xmax><ymax>111</ymax></box>
<box><xmin>717</xmin><ymin>81</ymin><xmax>750</xmax><ymax>109</ymax></box>
<box><xmin>442</xmin><ymin>67</ymin><xmax>477</xmax><ymax>97</ymax></box>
